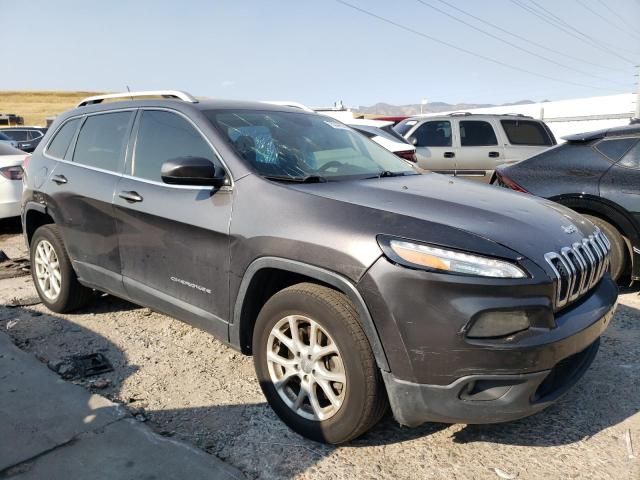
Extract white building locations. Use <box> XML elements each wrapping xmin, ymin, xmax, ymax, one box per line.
<box><xmin>418</xmin><ymin>92</ymin><xmax>638</xmax><ymax>141</ymax></box>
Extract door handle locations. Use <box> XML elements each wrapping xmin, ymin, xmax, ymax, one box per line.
<box><xmin>118</xmin><ymin>191</ymin><xmax>143</xmax><ymax>203</ymax></box>
<box><xmin>51</xmin><ymin>174</ymin><xmax>68</xmax><ymax>185</ymax></box>
<box><xmin>444</xmin><ymin>151</ymin><xmax>455</xmax><ymax>158</ymax></box>
<box><xmin>488</xmin><ymin>151</ymin><xmax>500</xmax><ymax>158</ymax></box>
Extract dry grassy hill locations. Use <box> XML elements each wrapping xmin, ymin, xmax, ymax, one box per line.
<box><xmin>0</xmin><ymin>91</ymin><xmax>103</xmax><ymax>126</ymax></box>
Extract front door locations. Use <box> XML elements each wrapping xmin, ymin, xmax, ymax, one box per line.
<box><xmin>45</xmin><ymin>111</ymin><xmax>134</xmax><ymax>295</ymax></box>
<box><xmin>410</xmin><ymin>120</ymin><xmax>457</xmax><ymax>174</ymax></box>
<box><xmin>455</xmin><ymin>119</ymin><xmax>504</xmax><ymax>182</ymax></box>
<box><xmin>113</xmin><ymin>109</ymin><xmax>233</xmax><ymax>338</ymax></box>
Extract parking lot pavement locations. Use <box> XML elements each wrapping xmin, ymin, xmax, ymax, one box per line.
<box><xmin>0</xmin><ymin>330</ymin><xmax>245</xmax><ymax>479</ymax></box>
<box><xmin>0</xmin><ymin>229</ymin><xmax>638</xmax><ymax>480</ymax></box>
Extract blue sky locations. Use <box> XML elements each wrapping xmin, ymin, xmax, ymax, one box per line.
<box><xmin>3</xmin><ymin>0</ymin><xmax>639</xmax><ymax>106</ymax></box>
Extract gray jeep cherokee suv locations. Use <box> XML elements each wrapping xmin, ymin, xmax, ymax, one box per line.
<box><xmin>22</xmin><ymin>91</ymin><xmax>618</xmax><ymax>444</ymax></box>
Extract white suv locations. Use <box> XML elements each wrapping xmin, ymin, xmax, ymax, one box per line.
<box><xmin>394</xmin><ymin>113</ymin><xmax>556</xmax><ymax>182</ymax></box>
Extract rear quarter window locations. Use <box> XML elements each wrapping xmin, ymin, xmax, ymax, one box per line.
<box><xmin>595</xmin><ymin>137</ymin><xmax>638</xmax><ymax>161</ymax></box>
<box><xmin>46</xmin><ymin>118</ymin><xmax>81</xmax><ymax>159</ymax></box>
<box><xmin>500</xmin><ymin>120</ymin><xmax>554</xmax><ymax>146</ymax></box>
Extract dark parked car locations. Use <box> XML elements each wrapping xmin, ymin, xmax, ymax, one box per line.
<box><xmin>0</xmin><ymin>127</ymin><xmax>48</xmax><ymax>153</ymax></box>
<box><xmin>22</xmin><ymin>91</ymin><xmax>617</xmax><ymax>444</ymax></box>
<box><xmin>494</xmin><ymin>124</ymin><xmax>640</xmax><ymax>283</ymax></box>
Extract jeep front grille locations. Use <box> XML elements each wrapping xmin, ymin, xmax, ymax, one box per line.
<box><xmin>544</xmin><ymin>229</ymin><xmax>611</xmax><ymax>310</ymax></box>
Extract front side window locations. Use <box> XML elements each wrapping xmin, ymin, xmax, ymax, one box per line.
<box><xmin>132</xmin><ymin>110</ymin><xmax>218</xmax><ymax>182</ymax></box>
<box><xmin>46</xmin><ymin>118</ymin><xmax>80</xmax><ymax>159</ymax></box>
<box><xmin>500</xmin><ymin>120</ymin><xmax>554</xmax><ymax>146</ymax></box>
<box><xmin>460</xmin><ymin>121</ymin><xmax>498</xmax><ymax>147</ymax></box>
<box><xmin>412</xmin><ymin>121</ymin><xmax>452</xmax><ymax>147</ymax></box>
<box><xmin>206</xmin><ymin>110</ymin><xmax>414</xmax><ymax>180</ymax></box>
<box><xmin>73</xmin><ymin>112</ymin><xmax>132</xmax><ymax>171</ymax></box>
<box><xmin>28</xmin><ymin>130</ymin><xmax>43</xmax><ymax>140</ymax></box>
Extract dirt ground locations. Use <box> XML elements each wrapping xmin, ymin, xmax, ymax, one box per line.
<box><xmin>0</xmin><ymin>219</ymin><xmax>638</xmax><ymax>480</ymax></box>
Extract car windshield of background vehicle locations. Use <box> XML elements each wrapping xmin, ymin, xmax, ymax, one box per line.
<box><xmin>206</xmin><ymin>110</ymin><xmax>416</xmax><ymax>181</ymax></box>
<box><xmin>0</xmin><ymin>132</ymin><xmax>12</xmax><ymax>141</ymax></box>
<box><xmin>459</xmin><ymin>121</ymin><xmax>498</xmax><ymax>146</ymax></box>
<box><xmin>500</xmin><ymin>120</ymin><xmax>554</xmax><ymax>146</ymax></box>
<box><xmin>393</xmin><ymin>119</ymin><xmax>419</xmax><ymax>137</ymax></box>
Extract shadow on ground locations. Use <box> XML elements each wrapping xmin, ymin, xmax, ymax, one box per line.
<box><xmin>0</xmin><ymin>292</ymin><xmax>638</xmax><ymax>478</ymax></box>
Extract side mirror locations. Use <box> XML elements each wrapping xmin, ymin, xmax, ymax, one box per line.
<box><xmin>408</xmin><ymin>136</ymin><xmax>418</xmax><ymax>146</ymax></box>
<box><xmin>161</xmin><ymin>156</ymin><xmax>227</xmax><ymax>187</ymax></box>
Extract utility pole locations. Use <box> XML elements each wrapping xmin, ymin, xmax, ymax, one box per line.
<box><xmin>420</xmin><ymin>97</ymin><xmax>428</xmax><ymax>115</ymax></box>
<box><xmin>635</xmin><ymin>65</ymin><xmax>640</xmax><ymax>119</ymax></box>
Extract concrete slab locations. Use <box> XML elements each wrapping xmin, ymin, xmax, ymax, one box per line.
<box><xmin>7</xmin><ymin>419</ymin><xmax>245</xmax><ymax>480</ymax></box>
<box><xmin>0</xmin><ymin>333</ymin><xmax>126</xmax><ymax>470</ymax></box>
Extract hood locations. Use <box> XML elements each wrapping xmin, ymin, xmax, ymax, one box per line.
<box><xmin>289</xmin><ymin>173</ymin><xmax>596</xmax><ymax>264</ymax></box>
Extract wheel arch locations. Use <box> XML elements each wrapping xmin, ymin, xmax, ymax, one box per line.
<box><xmin>23</xmin><ymin>202</ymin><xmax>55</xmax><ymax>246</ymax></box>
<box><xmin>231</xmin><ymin>257</ymin><xmax>390</xmax><ymax>372</ymax></box>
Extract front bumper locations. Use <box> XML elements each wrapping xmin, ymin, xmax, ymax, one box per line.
<box><xmin>358</xmin><ymin>256</ymin><xmax>618</xmax><ymax>426</ymax></box>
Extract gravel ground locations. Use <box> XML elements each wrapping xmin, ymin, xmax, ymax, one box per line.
<box><xmin>1</xmin><ymin>222</ymin><xmax>638</xmax><ymax>480</ymax></box>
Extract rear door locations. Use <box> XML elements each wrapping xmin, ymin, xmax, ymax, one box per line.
<box><xmin>454</xmin><ymin>119</ymin><xmax>504</xmax><ymax>182</ymax></box>
<box><xmin>410</xmin><ymin>120</ymin><xmax>457</xmax><ymax>174</ymax></box>
<box><xmin>113</xmin><ymin>108</ymin><xmax>233</xmax><ymax>338</ymax></box>
<box><xmin>44</xmin><ymin>110</ymin><xmax>134</xmax><ymax>295</ymax></box>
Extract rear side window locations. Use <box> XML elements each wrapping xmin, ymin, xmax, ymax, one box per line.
<box><xmin>595</xmin><ymin>138</ymin><xmax>638</xmax><ymax>161</ymax></box>
<box><xmin>73</xmin><ymin>112</ymin><xmax>132</xmax><ymax>172</ymax></box>
<box><xmin>618</xmin><ymin>141</ymin><xmax>640</xmax><ymax>169</ymax></box>
<box><xmin>500</xmin><ymin>120</ymin><xmax>554</xmax><ymax>146</ymax></box>
<box><xmin>46</xmin><ymin>118</ymin><xmax>80</xmax><ymax>159</ymax></box>
<box><xmin>413</xmin><ymin>121</ymin><xmax>452</xmax><ymax>147</ymax></box>
<box><xmin>5</xmin><ymin>130</ymin><xmax>28</xmax><ymax>141</ymax></box>
<box><xmin>460</xmin><ymin>121</ymin><xmax>497</xmax><ymax>146</ymax></box>
<box><xmin>132</xmin><ymin>110</ymin><xmax>217</xmax><ymax>182</ymax></box>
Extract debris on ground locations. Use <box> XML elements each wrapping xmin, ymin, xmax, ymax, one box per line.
<box><xmin>91</xmin><ymin>378</ymin><xmax>111</xmax><ymax>389</ymax></box>
<box><xmin>494</xmin><ymin>467</ymin><xmax>518</xmax><ymax>479</ymax></box>
<box><xmin>625</xmin><ymin>429</ymin><xmax>635</xmax><ymax>459</ymax></box>
<box><xmin>6</xmin><ymin>295</ymin><xmax>41</xmax><ymax>307</ymax></box>
<box><xmin>48</xmin><ymin>353</ymin><xmax>114</xmax><ymax>380</ymax></box>
<box><xmin>0</xmin><ymin>256</ymin><xmax>30</xmax><ymax>280</ymax></box>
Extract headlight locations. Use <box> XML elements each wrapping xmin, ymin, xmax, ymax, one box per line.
<box><xmin>382</xmin><ymin>239</ymin><xmax>527</xmax><ymax>278</ymax></box>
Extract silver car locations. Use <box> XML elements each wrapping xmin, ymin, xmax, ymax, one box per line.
<box><xmin>394</xmin><ymin>113</ymin><xmax>556</xmax><ymax>182</ymax></box>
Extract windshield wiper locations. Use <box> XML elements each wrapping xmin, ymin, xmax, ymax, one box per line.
<box><xmin>366</xmin><ymin>170</ymin><xmax>415</xmax><ymax>179</ymax></box>
<box><xmin>263</xmin><ymin>174</ymin><xmax>328</xmax><ymax>183</ymax></box>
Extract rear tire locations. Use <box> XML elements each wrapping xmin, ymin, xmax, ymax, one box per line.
<box><xmin>583</xmin><ymin>214</ymin><xmax>627</xmax><ymax>282</ymax></box>
<box><xmin>30</xmin><ymin>224</ymin><xmax>92</xmax><ymax>313</ymax></box>
<box><xmin>253</xmin><ymin>283</ymin><xmax>387</xmax><ymax>444</ymax></box>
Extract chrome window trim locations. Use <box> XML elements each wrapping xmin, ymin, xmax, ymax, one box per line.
<box><xmin>43</xmin><ymin>107</ymin><xmax>233</xmax><ymax>191</ymax></box>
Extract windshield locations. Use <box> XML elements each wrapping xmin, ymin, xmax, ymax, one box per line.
<box><xmin>0</xmin><ymin>132</ymin><xmax>12</xmax><ymax>141</ymax></box>
<box><xmin>205</xmin><ymin>109</ymin><xmax>415</xmax><ymax>180</ymax></box>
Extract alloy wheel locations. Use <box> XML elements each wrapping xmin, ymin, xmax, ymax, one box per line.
<box><xmin>266</xmin><ymin>315</ymin><xmax>346</xmax><ymax>421</ymax></box>
<box><xmin>34</xmin><ymin>239</ymin><xmax>61</xmax><ymax>300</ymax></box>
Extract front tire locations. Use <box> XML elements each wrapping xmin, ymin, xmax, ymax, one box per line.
<box><xmin>30</xmin><ymin>224</ymin><xmax>92</xmax><ymax>313</ymax></box>
<box><xmin>582</xmin><ymin>215</ymin><xmax>627</xmax><ymax>282</ymax></box>
<box><xmin>253</xmin><ymin>283</ymin><xmax>387</xmax><ymax>444</ymax></box>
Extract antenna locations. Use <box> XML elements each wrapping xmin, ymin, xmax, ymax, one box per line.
<box><xmin>126</xmin><ymin>85</ymin><xmax>133</xmax><ymax>101</ymax></box>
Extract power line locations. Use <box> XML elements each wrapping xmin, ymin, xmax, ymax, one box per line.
<box><xmin>529</xmin><ymin>0</ymin><xmax>640</xmax><ymax>56</ymax></box>
<box><xmin>415</xmin><ymin>0</ymin><xmax>627</xmax><ymax>87</ymax></box>
<box><xmin>431</xmin><ymin>0</ymin><xmax>630</xmax><ymax>74</ymax></box>
<box><xmin>510</xmin><ymin>0</ymin><xmax>636</xmax><ymax>64</ymax></box>
<box><xmin>597</xmin><ymin>0</ymin><xmax>640</xmax><ymax>35</ymax></box>
<box><xmin>335</xmin><ymin>0</ymin><xmax>622</xmax><ymax>92</ymax></box>
<box><xmin>582</xmin><ymin>0</ymin><xmax>640</xmax><ymax>42</ymax></box>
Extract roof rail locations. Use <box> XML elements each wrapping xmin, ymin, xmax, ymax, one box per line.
<box><xmin>502</xmin><ymin>113</ymin><xmax>532</xmax><ymax>118</ymax></box>
<box><xmin>447</xmin><ymin>111</ymin><xmax>472</xmax><ymax>116</ymax></box>
<box><xmin>77</xmin><ymin>90</ymin><xmax>198</xmax><ymax>108</ymax></box>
